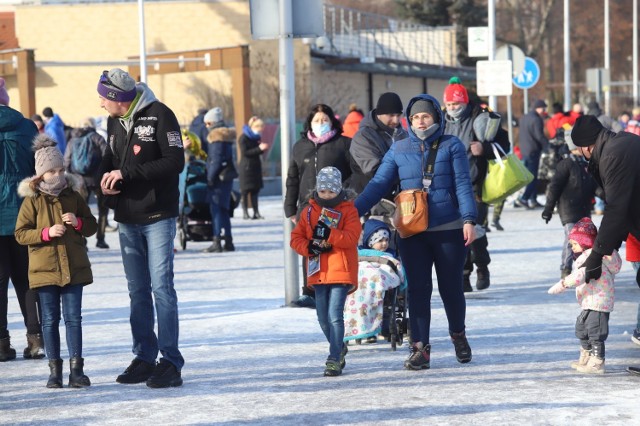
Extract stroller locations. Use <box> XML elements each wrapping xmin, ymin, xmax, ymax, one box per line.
<box><xmin>343</xmin><ymin>215</ymin><xmax>410</xmax><ymax>351</ymax></box>
<box><xmin>178</xmin><ymin>159</ymin><xmax>212</xmax><ymax>250</ymax></box>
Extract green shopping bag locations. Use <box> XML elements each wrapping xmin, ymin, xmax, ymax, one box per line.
<box><xmin>482</xmin><ymin>143</ymin><xmax>534</xmax><ymax>204</ymax></box>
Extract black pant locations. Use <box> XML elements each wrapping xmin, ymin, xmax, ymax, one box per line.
<box><xmin>575</xmin><ymin>309</ymin><xmax>609</xmax><ymax>358</ymax></box>
<box><xmin>86</xmin><ymin>185</ymin><xmax>108</xmax><ymax>242</ymax></box>
<box><xmin>241</xmin><ymin>190</ymin><xmax>260</xmax><ymax>216</ymax></box>
<box><xmin>464</xmin><ymin>200</ymin><xmax>491</xmax><ymax>274</ymax></box>
<box><xmin>0</xmin><ymin>236</ymin><xmax>41</xmax><ymax>337</ymax></box>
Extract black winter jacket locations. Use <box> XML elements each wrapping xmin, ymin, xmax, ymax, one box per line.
<box><xmin>100</xmin><ymin>85</ymin><xmax>185</xmax><ymax>224</ymax></box>
<box><xmin>587</xmin><ymin>129</ymin><xmax>640</xmax><ymax>254</ymax></box>
<box><xmin>544</xmin><ymin>154</ymin><xmax>597</xmax><ymax>225</ymax></box>
<box><xmin>518</xmin><ymin>110</ymin><xmax>548</xmax><ymax>158</ymax></box>
<box><xmin>238</xmin><ymin>130</ymin><xmax>264</xmax><ymax>193</ymax></box>
<box><xmin>284</xmin><ymin>132</ymin><xmax>352</xmax><ymax>218</ymax></box>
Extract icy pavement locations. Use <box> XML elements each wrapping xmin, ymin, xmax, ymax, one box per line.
<box><xmin>2</xmin><ymin>196</ymin><xmax>640</xmax><ymax>425</ymax></box>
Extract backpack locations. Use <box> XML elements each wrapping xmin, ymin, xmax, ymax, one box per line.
<box><xmin>71</xmin><ymin>134</ymin><xmax>102</xmax><ymax>175</ymax></box>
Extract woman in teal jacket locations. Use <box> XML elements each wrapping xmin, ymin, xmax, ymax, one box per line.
<box><xmin>355</xmin><ymin>94</ymin><xmax>477</xmax><ymax>371</ymax></box>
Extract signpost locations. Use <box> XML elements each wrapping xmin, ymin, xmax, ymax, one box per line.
<box><xmin>513</xmin><ymin>57</ymin><xmax>541</xmax><ymax>115</ymax></box>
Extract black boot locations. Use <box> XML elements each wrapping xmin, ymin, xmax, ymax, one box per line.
<box><xmin>463</xmin><ymin>273</ymin><xmax>473</xmax><ymax>293</ymax></box>
<box><xmin>47</xmin><ymin>359</ymin><xmax>63</xmax><ymax>388</ymax></box>
<box><xmin>0</xmin><ymin>336</ymin><xmax>17</xmax><ymax>362</ymax></box>
<box><xmin>203</xmin><ymin>237</ymin><xmax>223</xmax><ymax>253</ymax></box>
<box><xmin>223</xmin><ymin>236</ymin><xmax>235</xmax><ymax>252</ymax></box>
<box><xmin>243</xmin><ymin>210</ymin><xmax>251</xmax><ymax>220</ymax></box>
<box><xmin>252</xmin><ymin>211</ymin><xmax>264</xmax><ymax>219</ymax></box>
<box><xmin>24</xmin><ymin>333</ymin><xmax>45</xmax><ymax>359</ymax></box>
<box><xmin>450</xmin><ymin>330</ymin><xmax>472</xmax><ymax>363</ymax></box>
<box><xmin>476</xmin><ymin>266</ymin><xmax>490</xmax><ymax>290</ymax></box>
<box><xmin>69</xmin><ymin>357</ymin><xmax>91</xmax><ymax>388</ymax></box>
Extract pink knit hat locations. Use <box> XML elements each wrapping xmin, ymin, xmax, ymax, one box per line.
<box><xmin>569</xmin><ymin>217</ymin><xmax>598</xmax><ymax>250</ymax></box>
<box><xmin>0</xmin><ymin>77</ymin><xmax>10</xmax><ymax>106</ymax></box>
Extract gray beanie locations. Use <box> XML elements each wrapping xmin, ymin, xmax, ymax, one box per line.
<box><xmin>97</xmin><ymin>68</ymin><xmax>137</xmax><ymax>102</ymax></box>
<box><xmin>410</xmin><ymin>100</ymin><xmax>439</xmax><ymax>123</ymax></box>
<box><xmin>33</xmin><ymin>134</ymin><xmax>64</xmax><ymax>176</ymax></box>
<box><xmin>316</xmin><ymin>166</ymin><xmax>342</xmax><ymax>194</ymax></box>
<box><xmin>204</xmin><ymin>107</ymin><xmax>223</xmax><ymax>124</ymax></box>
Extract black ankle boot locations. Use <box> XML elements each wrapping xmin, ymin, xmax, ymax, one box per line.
<box><xmin>476</xmin><ymin>266</ymin><xmax>490</xmax><ymax>290</ymax></box>
<box><xmin>24</xmin><ymin>333</ymin><xmax>45</xmax><ymax>359</ymax></box>
<box><xmin>252</xmin><ymin>211</ymin><xmax>264</xmax><ymax>219</ymax></box>
<box><xmin>0</xmin><ymin>336</ymin><xmax>17</xmax><ymax>362</ymax></box>
<box><xmin>223</xmin><ymin>236</ymin><xmax>235</xmax><ymax>252</ymax></box>
<box><xmin>203</xmin><ymin>237</ymin><xmax>223</xmax><ymax>253</ymax></box>
<box><xmin>243</xmin><ymin>209</ymin><xmax>251</xmax><ymax>220</ymax></box>
<box><xmin>47</xmin><ymin>359</ymin><xmax>63</xmax><ymax>388</ymax></box>
<box><xmin>69</xmin><ymin>357</ymin><xmax>91</xmax><ymax>388</ymax></box>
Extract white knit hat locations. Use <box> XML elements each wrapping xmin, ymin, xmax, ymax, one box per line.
<box><xmin>33</xmin><ymin>134</ymin><xmax>63</xmax><ymax>176</ymax></box>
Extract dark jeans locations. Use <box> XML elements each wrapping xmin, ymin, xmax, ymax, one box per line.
<box><xmin>0</xmin><ymin>236</ymin><xmax>41</xmax><ymax>337</ymax></box>
<box><xmin>521</xmin><ymin>152</ymin><xmax>541</xmax><ymax>201</ymax></box>
<box><xmin>314</xmin><ymin>284</ymin><xmax>349</xmax><ymax>361</ymax></box>
<box><xmin>465</xmin><ymin>199</ymin><xmax>490</xmax><ymax>273</ymax></box>
<box><xmin>208</xmin><ymin>181</ymin><xmax>233</xmax><ymax>238</ymax></box>
<box><xmin>86</xmin><ymin>185</ymin><xmax>109</xmax><ymax>242</ymax></box>
<box><xmin>398</xmin><ymin>229</ymin><xmax>468</xmax><ymax>345</ymax></box>
<box><xmin>39</xmin><ymin>284</ymin><xmax>83</xmax><ymax>360</ymax></box>
<box><xmin>575</xmin><ymin>309</ymin><xmax>609</xmax><ymax>358</ymax></box>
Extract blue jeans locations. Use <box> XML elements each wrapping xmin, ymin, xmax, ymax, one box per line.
<box><xmin>39</xmin><ymin>284</ymin><xmax>83</xmax><ymax>360</ymax></box>
<box><xmin>118</xmin><ymin>218</ymin><xmax>184</xmax><ymax>370</ymax></box>
<box><xmin>398</xmin><ymin>229</ymin><xmax>467</xmax><ymax>345</ymax></box>
<box><xmin>314</xmin><ymin>284</ymin><xmax>348</xmax><ymax>362</ymax></box>
<box><xmin>521</xmin><ymin>152</ymin><xmax>541</xmax><ymax>202</ymax></box>
<box><xmin>208</xmin><ymin>181</ymin><xmax>233</xmax><ymax>238</ymax></box>
<box><xmin>561</xmin><ymin>222</ymin><xmax>576</xmax><ymax>272</ymax></box>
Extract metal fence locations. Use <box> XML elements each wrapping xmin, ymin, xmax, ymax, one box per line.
<box><xmin>320</xmin><ymin>4</ymin><xmax>457</xmax><ymax>67</ymax></box>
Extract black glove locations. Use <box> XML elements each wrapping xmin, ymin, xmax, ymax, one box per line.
<box><xmin>308</xmin><ymin>240</ymin><xmax>331</xmax><ymax>256</ymax></box>
<box><xmin>583</xmin><ymin>251</ymin><xmax>604</xmax><ymax>282</ymax></box>
<box><xmin>313</xmin><ymin>222</ymin><xmax>331</xmax><ymax>241</ymax></box>
<box><xmin>541</xmin><ymin>209</ymin><xmax>553</xmax><ymax>224</ymax></box>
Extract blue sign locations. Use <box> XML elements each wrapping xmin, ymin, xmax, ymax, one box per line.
<box><xmin>513</xmin><ymin>57</ymin><xmax>540</xmax><ymax>89</ymax></box>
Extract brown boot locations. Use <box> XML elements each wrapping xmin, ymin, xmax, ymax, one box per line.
<box><xmin>570</xmin><ymin>348</ymin><xmax>590</xmax><ymax>370</ymax></box>
<box><xmin>24</xmin><ymin>333</ymin><xmax>46</xmax><ymax>359</ymax></box>
<box><xmin>576</xmin><ymin>356</ymin><xmax>605</xmax><ymax>374</ymax></box>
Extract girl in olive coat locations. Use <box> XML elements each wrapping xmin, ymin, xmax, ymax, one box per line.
<box><xmin>15</xmin><ymin>135</ymin><xmax>97</xmax><ymax>389</ymax></box>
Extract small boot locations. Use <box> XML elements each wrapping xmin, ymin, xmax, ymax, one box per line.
<box><xmin>223</xmin><ymin>236</ymin><xmax>235</xmax><ymax>252</ymax></box>
<box><xmin>0</xmin><ymin>336</ymin><xmax>17</xmax><ymax>362</ymax></box>
<box><xmin>24</xmin><ymin>333</ymin><xmax>46</xmax><ymax>359</ymax></box>
<box><xmin>476</xmin><ymin>266</ymin><xmax>490</xmax><ymax>290</ymax></box>
<box><xmin>463</xmin><ymin>273</ymin><xmax>473</xmax><ymax>293</ymax></box>
<box><xmin>576</xmin><ymin>355</ymin><xmax>605</xmax><ymax>374</ymax></box>
<box><xmin>570</xmin><ymin>347</ymin><xmax>591</xmax><ymax>370</ymax></box>
<box><xmin>203</xmin><ymin>237</ymin><xmax>223</xmax><ymax>253</ymax></box>
<box><xmin>69</xmin><ymin>357</ymin><xmax>91</xmax><ymax>387</ymax></box>
<box><xmin>47</xmin><ymin>359</ymin><xmax>63</xmax><ymax>388</ymax></box>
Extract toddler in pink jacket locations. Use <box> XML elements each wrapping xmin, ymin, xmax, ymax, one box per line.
<box><xmin>548</xmin><ymin>217</ymin><xmax>621</xmax><ymax>374</ymax></box>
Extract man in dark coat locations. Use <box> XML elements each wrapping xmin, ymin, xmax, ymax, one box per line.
<box><xmin>517</xmin><ymin>99</ymin><xmax>548</xmax><ymax>208</ymax></box>
<box><xmin>443</xmin><ymin>77</ymin><xmax>511</xmax><ymax>292</ymax></box>
<box><xmin>570</xmin><ymin>115</ymin><xmax>640</xmax><ymax>376</ymax></box>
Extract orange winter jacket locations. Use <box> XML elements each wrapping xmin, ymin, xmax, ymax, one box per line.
<box><xmin>290</xmin><ymin>196</ymin><xmax>361</xmax><ymax>292</ymax></box>
<box><xmin>626</xmin><ymin>233</ymin><xmax>640</xmax><ymax>262</ymax></box>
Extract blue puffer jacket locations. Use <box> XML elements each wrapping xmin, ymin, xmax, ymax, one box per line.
<box><xmin>355</xmin><ymin>94</ymin><xmax>477</xmax><ymax>228</ymax></box>
<box><xmin>0</xmin><ymin>105</ymin><xmax>37</xmax><ymax>235</ymax></box>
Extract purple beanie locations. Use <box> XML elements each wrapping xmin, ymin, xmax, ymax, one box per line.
<box><xmin>0</xmin><ymin>77</ymin><xmax>9</xmax><ymax>105</ymax></box>
<box><xmin>97</xmin><ymin>68</ymin><xmax>137</xmax><ymax>102</ymax></box>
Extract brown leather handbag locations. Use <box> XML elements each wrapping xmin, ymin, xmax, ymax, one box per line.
<box><xmin>393</xmin><ymin>189</ymin><xmax>428</xmax><ymax>238</ymax></box>
<box><xmin>392</xmin><ymin>137</ymin><xmax>440</xmax><ymax>238</ymax></box>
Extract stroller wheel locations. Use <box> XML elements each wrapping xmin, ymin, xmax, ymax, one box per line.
<box><xmin>355</xmin><ymin>339</ymin><xmax>362</xmax><ymax>345</ymax></box>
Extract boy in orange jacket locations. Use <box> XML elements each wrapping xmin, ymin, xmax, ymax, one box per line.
<box><xmin>290</xmin><ymin>167</ymin><xmax>361</xmax><ymax>376</ymax></box>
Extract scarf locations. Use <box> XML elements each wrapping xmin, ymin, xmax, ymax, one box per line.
<box><xmin>313</xmin><ymin>190</ymin><xmax>346</xmax><ymax>209</ymax></box>
<box><xmin>243</xmin><ymin>124</ymin><xmax>261</xmax><ymax>141</ymax></box>
<box><xmin>39</xmin><ymin>175</ymin><xmax>68</xmax><ymax>197</ymax></box>
<box><xmin>306</xmin><ymin>128</ymin><xmax>337</xmax><ymax>145</ymax></box>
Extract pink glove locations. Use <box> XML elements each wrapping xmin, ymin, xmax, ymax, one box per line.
<box><xmin>548</xmin><ymin>280</ymin><xmax>566</xmax><ymax>294</ymax></box>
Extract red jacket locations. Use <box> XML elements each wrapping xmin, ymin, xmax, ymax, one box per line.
<box><xmin>546</xmin><ymin>112</ymin><xmax>571</xmax><ymax>138</ymax></box>
<box><xmin>342</xmin><ymin>110</ymin><xmax>363</xmax><ymax>139</ymax></box>
<box><xmin>627</xmin><ymin>233</ymin><xmax>640</xmax><ymax>261</ymax></box>
<box><xmin>290</xmin><ymin>197</ymin><xmax>361</xmax><ymax>291</ymax></box>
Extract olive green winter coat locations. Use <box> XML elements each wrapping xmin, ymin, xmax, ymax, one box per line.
<box><xmin>14</xmin><ymin>174</ymin><xmax>97</xmax><ymax>289</ymax></box>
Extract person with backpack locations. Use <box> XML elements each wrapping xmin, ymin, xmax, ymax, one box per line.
<box><xmin>63</xmin><ymin>118</ymin><xmax>109</xmax><ymax>249</ymax></box>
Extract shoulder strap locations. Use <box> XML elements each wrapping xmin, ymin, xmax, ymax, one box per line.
<box><xmin>421</xmin><ymin>138</ymin><xmax>440</xmax><ymax>190</ymax></box>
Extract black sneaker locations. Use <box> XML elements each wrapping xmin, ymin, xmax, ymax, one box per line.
<box><xmin>324</xmin><ymin>360</ymin><xmax>342</xmax><ymax>377</ymax></box>
<box><xmin>450</xmin><ymin>331</ymin><xmax>472</xmax><ymax>363</ymax></box>
<box><xmin>96</xmin><ymin>240</ymin><xmax>110</xmax><ymax>249</ymax></box>
<box><xmin>339</xmin><ymin>344</ymin><xmax>348</xmax><ymax>369</ymax></box>
<box><xmin>404</xmin><ymin>344</ymin><xmax>430</xmax><ymax>370</ymax></box>
<box><xmin>146</xmin><ymin>359</ymin><xmax>183</xmax><ymax>388</ymax></box>
<box><xmin>491</xmin><ymin>220</ymin><xmax>504</xmax><ymax>231</ymax></box>
<box><xmin>116</xmin><ymin>358</ymin><xmax>155</xmax><ymax>384</ymax></box>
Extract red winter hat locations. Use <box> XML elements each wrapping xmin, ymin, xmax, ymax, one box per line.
<box><xmin>443</xmin><ymin>76</ymin><xmax>469</xmax><ymax>104</ymax></box>
<box><xmin>569</xmin><ymin>217</ymin><xmax>598</xmax><ymax>250</ymax></box>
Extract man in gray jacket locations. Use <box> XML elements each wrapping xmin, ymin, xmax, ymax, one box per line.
<box><xmin>517</xmin><ymin>99</ymin><xmax>548</xmax><ymax>208</ymax></box>
<box><xmin>350</xmin><ymin>92</ymin><xmax>407</xmax><ymax>205</ymax></box>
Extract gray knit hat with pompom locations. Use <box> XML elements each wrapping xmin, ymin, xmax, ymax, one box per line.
<box><xmin>33</xmin><ymin>134</ymin><xmax>64</xmax><ymax>176</ymax></box>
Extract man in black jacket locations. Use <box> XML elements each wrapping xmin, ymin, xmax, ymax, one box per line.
<box><xmin>443</xmin><ymin>78</ymin><xmax>511</xmax><ymax>292</ymax></box>
<box><xmin>517</xmin><ymin>99</ymin><xmax>548</xmax><ymax>208</ymax></box>
<box><xmin>570</xmin><ymin>115</ymin><xmax>640</xmax><ymax>376</ymax></box>
<box><xmin>99</xmin><ymin>68</ymin><xmax>185</xmax><ymax>388</ymax></box>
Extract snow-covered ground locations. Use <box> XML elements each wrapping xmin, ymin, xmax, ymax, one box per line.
<box><xmin>2</xmin><ymin>196</ymin><xmax>640</xmax><ymax>425</ymax></box>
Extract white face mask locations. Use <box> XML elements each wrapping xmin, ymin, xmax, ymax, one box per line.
<box><xmin>311</xmin><ymin>122</ymin><xmax>331</xmax><ymax>137</ymax></box>
<box><xmin>412</xmin><ymin>123</ymin><xmax>440</xmax><ymax>140</ymax></box>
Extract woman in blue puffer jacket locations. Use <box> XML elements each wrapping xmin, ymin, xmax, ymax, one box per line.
<box><xmin>355</xmin><ymin>94</ymin><xmax>477</xmax><ymax>371</ymax></box>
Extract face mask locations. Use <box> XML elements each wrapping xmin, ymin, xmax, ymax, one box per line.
<box><xmin>311</xmin><ymin>122</ymin><xmax>331</xmax><ymax>137</ymax></box>
<box><xmin>412</xmin><ymin>123</ymin><xmax>439</xmax><ymax>140</ymax></box>
<box><xmin>447</xmin><ymin>105</ymin><xmax>466</xmax><ymax>119</ymax></box>
<box><xmin>251</xmin><ymin>128</ymin><xmax>262</xmax><ymax>136</ymax></box>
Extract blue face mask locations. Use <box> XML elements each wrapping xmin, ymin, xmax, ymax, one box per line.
<box><xmin>311</xmin><ymin>122</ymin><xmax>331</xmax><ymax>137</ymax></box>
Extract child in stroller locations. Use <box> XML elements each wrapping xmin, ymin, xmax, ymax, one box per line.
<box><xmin>344</xmin><ymin>219</ymin><xmax>408</xmax><ymax>350</ymax></box>
<box><xmin>178</xmin><ymin>158</ymin><xmax>212</xmax><ymax>250</ymax></box>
